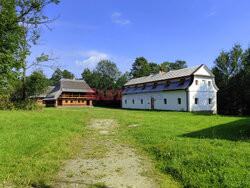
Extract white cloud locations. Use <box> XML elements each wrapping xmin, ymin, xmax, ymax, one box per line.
<box><xmin>207</xmin><ymin>11</ymin><xmax>216</xmax><ymax>17</ymax></box>
<box><xmin>75</xmin><ymin>51</ymin><xmax>109</xmax><ymax>69</ymax></box>
<box><xmin>112</xmin><ymin>12</ymin><xmax>131</xmax><ymax>26</ymax></box>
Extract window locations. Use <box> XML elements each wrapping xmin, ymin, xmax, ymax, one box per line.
<box><xmin>195</xmin><ymin>98</ymin><xmax>198</xmax><ymax>104</ymax></box>
<box><xmin>208</xmin><ymin>81</ymin><xmax>211</xmax><ymax>86</ymax></box>
<box><xmin>78</xmin><ymin>100</ymin><xmax>80</xmax><ymax>103</ymax></box>
<box><xmin>178</xmin><ymin>98</ymin><xmax>181</xmax><ymax>104</ymax></box>
<box><xmin>132</xmin><ymin>99</ymin><xmax>135</xmax><ymax>104</ymax></box>
<box><xmin>125</xmin><ymin>100</ymin><xmax>127</xmax><ymax>104</ymax></box>
<box><xmin>164</xmin><ymin>98</ymin><xmax>167</xmax><ymax>104</ymax></box>
<box><xmin>153</xmin><ymin>83</ymin><xmax>157</xmax><ymax>88</ymax></box>
<box><xmin>142</xmin><ymin>84</ymin><xmax>146</xmax><ymax>89</ymax></box>
<box><xmin>202</xmin><ymin>80</ymin><xmax>205</xmax><ymax>84</ymax></box>
<box><xmin>179</xmin><ymin>78</ymin><xmax>185</xmax><ymax>85</ymax></box>
<box><xmin>195</xmin><ymin>80</ymin><xmax>199</xmax><ymax>85</ymax></box>
<box><xmin>166</xmin><ymin>81</ymin><xmax>171</xmax><ymax>87</ymax></box>
<box><xmin>71</xmin><ymin>100</ymin><xmax>73</xmax><ymax>103</ymax></box>
<box><xmin>141</xmin><ymin>99</ymin><xmax>143</xmax><ymax>104</ymax></box>
<box><xmin>209</xmin><ymin>98</ymin><xmax>212</xmax><ymax>104</ymax></box>
<box><xmin>65</xmin><ymin>100</ymin><xmax>68</xmax><ymax>103</ymax></box>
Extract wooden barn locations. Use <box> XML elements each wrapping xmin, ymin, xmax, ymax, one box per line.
<box><xmin>42</xmin><ymin>78</ymin><xmax>94</xmax><ymax>107</ymax></box>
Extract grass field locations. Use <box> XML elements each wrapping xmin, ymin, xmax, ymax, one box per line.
<box><xmin>0</xmin><ymin>107</ymin><xmax>249</xmax><ymax>187</ymax></box>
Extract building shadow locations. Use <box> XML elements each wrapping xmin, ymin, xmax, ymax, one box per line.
<box><xmin>182</xmin><ymin>119</ymin><xmax>250</xmax><ymax>141</ymax></box>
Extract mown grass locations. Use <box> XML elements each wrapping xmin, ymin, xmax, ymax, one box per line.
<box><xmin>0</xmin><ymin>107</ymin><xmax>249</xmax><ymax>187</ymax></box>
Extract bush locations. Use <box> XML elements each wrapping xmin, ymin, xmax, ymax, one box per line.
<box><xmin>13</xmin><ymin>99</ymin><xmax>43</xmax><ymax>110</ymax></box>
<box><xmin>0</xmin><ymin>94</ymin><xmax>42</xmax><ymax>111</ymax></box>
<box><xmin>0</xmin><ymin>94</ymin><xmax>15</xmax><ymax>110</ymax></box>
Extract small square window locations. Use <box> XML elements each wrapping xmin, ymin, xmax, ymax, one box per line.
<box><xmin>178</xmin><ymin>98</ymin><xmax>181</xmax><ymax>104</ymax></box>
<box><xmin>132</xmin><ymin>99</ymin><xmax>135</xmax><ymax>104</ymax></box>
<box><xmin>195</xmin><ymin>80</ymin><xmax>199</xmax><ymax>85</ymax></box>
<box><xmin>71</xmin><ymin>100</ymin><xmax>73</xmax><ymax>103</ymax></box>
<box><xmin>208</xmin><ymin>81</ymin><xmax>211</xmax><ymax>86</ymax></box>
<box><xmin>153</xmin><ymin>83</ymin><xmax>157</xmax><ymax>88</ymax></box>
<box><xmin>65</xmin><ymin>100</ymin><xmax>68</xmax><ymax>103</ymax></box>
<box><xmin>164</xmin><ymin>98</ymin><xmax>167</xmax><ymax>104</ymax></box>
<box><xmin>209</xmin><ymin>98</ymin><xmax>212</xmax><ymax>104</ymax></box>
<box><xmin>141</xmin><ymin>99</ymin><xmax>143</xmax><ymax>104</ymax></box>
<box><xmin>125</xmin><ymin>100</ymin><xmax>127</xmax><ymax>104</ymax></box>
<box><xmin>179</xmin><ymin>78</ymin><xmax>185</xmax><ymax>85</ymax></box>
<box><xmin>195</xmin><ymin>98</ymin><xmax>198</xmax><ymax>104</ymax></box>
<box><xmin>166</xmin><ymin>81</ymin><xmax>171</xmax><ymax>87</ymax></box>
<box><xmin>78</xmin><ymin>100</ymin><xmax>80</xmax><ymax>103</ymax></box>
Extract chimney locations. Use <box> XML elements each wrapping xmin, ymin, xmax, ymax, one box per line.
<box><xmin>159</xmin><ymin>69</ymin><xmax>165</xmax><ymax>74</ymax></box>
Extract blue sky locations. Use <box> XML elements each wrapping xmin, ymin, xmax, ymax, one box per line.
<box><xmin>28</xmin><ymin>0</ymin><xmax>250</xmax><ymax>78</ymax></box>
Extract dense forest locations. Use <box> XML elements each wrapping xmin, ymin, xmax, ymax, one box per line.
<box><xmin>0</xmin><ymin>1</ymin><xmax>249</xmax><ymax>115</ymax></box>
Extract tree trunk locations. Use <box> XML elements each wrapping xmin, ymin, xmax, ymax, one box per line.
<box><xmin>22</xmin><ymin>67</ymin><xmax>26</xmax><ymax>100</ymax></box>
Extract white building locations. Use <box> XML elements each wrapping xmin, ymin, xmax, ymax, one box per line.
<box><xmin>122</xmin><ymin>64</ymin><xmax>219</xmax><ymax>113</ymax></box>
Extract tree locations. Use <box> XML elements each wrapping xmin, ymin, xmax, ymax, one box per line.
<box><xmin>116</xmin><ymin>72</ymin><xmax>131</xmax><ymax>90</ymax></box>
<box><xmin>212</xmin><ymin>44</ymin><xmax>249</xmax><ymax>115</ymax></box>
<box><xmin>50</xmin><ymin>68</ymin><xmax>74</xmax><ymax>85</ymax></box>
<box><xmin>26</xmin><ymin>70</ymin><xmax>48</xmax><ymax>97</ymax></box>
<box><xmin>95</xmin><ymin>60</ymin><xmax>121</xmax><ymax>91</ymax></box>
<box><xmin>161</xmin><ymin>60</ymin><xmax>187</xmax><ymax>72</ymax></box>
<box><xmin>130</xmin><ymin>57</ymin><xmax>151</xmax><ymax>78</ymax></box>
<box><xmin>0</xmin><ymin>0</ymin><xmax>22</xmax><ymax>92</ymax></box>
<box><xmin>16</xmin><ymin>0</ymin><xmax>60</xmax><ymax>99</ymax></box>
<box><xmin>149</xmin><ymin>62</ymin><xmax>160</xmax><ymax>74</ymax></box>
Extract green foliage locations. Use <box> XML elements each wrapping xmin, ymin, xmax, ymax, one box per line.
<box><xmin>0</xmin><ymin>0</ymin><xmax>22</xmax><ymax>91</ymax></box>
<box><xmin>50</xmin><ymin>68</ymin><xmax>74</xmax><ymax>85</ymax></box>
<box><xmin>161</xmin><ymin>60</ymin><xmax>187</xmax><ymax>72</ymax></box>
<box><xmin>213</xmin><ymin>44</ymin><xmax>250</xmax><ymax>115</ymax></box>
<box><xmin>116</xmin><ymin>72</ymin><xmax>131</xmax><ymax>90</ymax></box>
<box><xmin>26</xmin><ymin>70</ymin><xmax>48</xmax><ymax>97</ymax></box>
<box><xmin>130</xmin><ymin>57</ymin><xmax>151</xmax><ymax>78</ymax></box>
<box><xmin>13</xmin><ymin>99</ymin><xmax>42</xmax><ymax>110</ymax></box>
<box><xmin>149</xmin><ymin>62</ymin><xmax>161</xmax><ymax>74</ymax></box>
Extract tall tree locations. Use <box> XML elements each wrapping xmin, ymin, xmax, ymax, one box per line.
<box><xmin>116</xmin><ymin>72</ymin><xmax>131</xmax><ymax>90</ymax></box>
<box><xmin>0</xmin><ymin>0</ymin><xmax>22</xmax><ymax>92</ymax></box>
<box><xmin>161</xmin><ymin>60</ymin><xmax>187</xmax><ymax>72</ymax></box>
<box><xmin>149</xmin><ymin>62</ymin><xmax>160</xmax><ymax>74</ymax></box>
<box><xmin>50</xmin><ymin>68</ymin><xmax>74</xmax><ymax>85</ymax></box>
<box><xmin>212</xmin><ymin>44</ymin><xmax>248</xmax><ymax>115</ymax></box>
<box><xmin>95</xmin><ymin>60</ymin><xmax>121</xmax><ymax>91</ymax></box>
<box><xmin>130</xmin><ymin>57</ymin><xmax>150</xmax><ymax>78</ymax></box>
<box><xmin>26</xmin><ymin>69</ymin><xmax>48</xmax><ymax>97</ymax></box>
<box><xmin>16</xmin><ymin>0</ymin><xmax>60</xmax><ymax>99</ymax></box>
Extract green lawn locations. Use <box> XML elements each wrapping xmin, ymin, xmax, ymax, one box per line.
<box><xmin>0</xmin><ymin>108</ymin><xmax>249</xmax><ymax>187</ymax></box>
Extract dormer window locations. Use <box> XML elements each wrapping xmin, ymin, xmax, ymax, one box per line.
<box><xmin>135</xmin><ymin>85</ymin><xmax>138</xmax><ymax>89</ymax></box>
<box><xmin>166</xmin><ymin>81</ymin><xmax>171</xmax><ymax>87</ymax></box>
<box><xmin>153</xmin><ymin>83</ymin><xmax>157</xmax><ymax>88</ymax></box>
<box><xmin>179</xmin><ymin>78</ymin><xmax>185</xmax><ymax>85</ymax></box>
<box><xmin>142</xmin><ymin>84</ymin><xmax>146</xmax><ymax>90</ymax></box>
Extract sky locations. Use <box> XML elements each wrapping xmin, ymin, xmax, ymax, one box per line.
<box><xmin>28</xmin><ymin>0</ymin><xmax>250</xmax><ymax>78</ymax></box>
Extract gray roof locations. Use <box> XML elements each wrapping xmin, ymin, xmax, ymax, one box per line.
<box><xmin>124</xmin><ymin>65</ymin><xmax>203</xmax><ymax>86</ymax></box>
<box><xmin>44</xmin><ymin>79</ymin><xmax>94</xmax><ymax>100</ymax></box>
<box><xmin>123</xmin><ymin>78</ymin><xmax>192</xmax><ymax>94</ymax></box>
<box><xmin>37</xmin><ymin>86</ymin><xmax>55</xmax><ymax>98</ymax></box>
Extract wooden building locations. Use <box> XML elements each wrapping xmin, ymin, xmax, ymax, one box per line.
<box><xmin>43</xmin><ymin>78</ymin><xmax>94</xmax><ymax>107</ymax></box>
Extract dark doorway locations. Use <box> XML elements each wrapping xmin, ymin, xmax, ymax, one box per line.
<box><xmin>58</xmin><ymin>100</ymin><xmax>62</xmax><ymax>106</ymax></box>
<box><xmin>151</xmin><ymin>98</ymin><xmax>154</xmax><ymax>110</ymax></box>
<box><xmin>87</xmin><ymin>100</ymin><xmax>90</xmax><ymax>105</ymax></box>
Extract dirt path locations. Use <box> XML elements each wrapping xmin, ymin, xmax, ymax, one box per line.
<box><xmin>54</xmin><ymin>119</ymin><xmax>160</xmax><ymax>188</ymax></box>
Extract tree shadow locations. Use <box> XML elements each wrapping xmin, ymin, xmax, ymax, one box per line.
<box><xmin>182</xmin><ymin>119</ymin><xmax>250</xmax><ymax>141</ymax></box>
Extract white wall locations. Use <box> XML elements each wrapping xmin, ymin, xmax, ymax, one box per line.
<box><xmin>188</xmin><ymin>75</ymin><xmax>217</xmax><ymax>112</ymax></box>
<box><xmin>122</xmin><ymin>90</ymin><xmax>187</xmax><ymax>111</ymax></box>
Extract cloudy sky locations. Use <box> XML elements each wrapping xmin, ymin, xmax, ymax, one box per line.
<box><xmin>28</xmin><ymin>0</ymin><xmax>250</xmax><ymax>77</ymax></box>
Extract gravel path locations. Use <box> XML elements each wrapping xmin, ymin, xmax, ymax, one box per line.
<box><xmin>54</xmin><ymin>119</ymin><xmax>159</xmax><ymax>188</ymax></box>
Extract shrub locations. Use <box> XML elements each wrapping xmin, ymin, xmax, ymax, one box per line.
<box><xmin>13</xmin><ymin>99</ymin><xmax>42</xmax><ymax>110</ymax></box>
<box><xmin>0</xmin><ymin>94</ymin><xmax>15</xmax><ymax>110</ymax></box>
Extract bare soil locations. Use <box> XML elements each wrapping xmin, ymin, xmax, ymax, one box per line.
<box><xmin>54</xmin><ymin>119</ymin><xmax>160</xmax><ymax>188</ymax></box>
